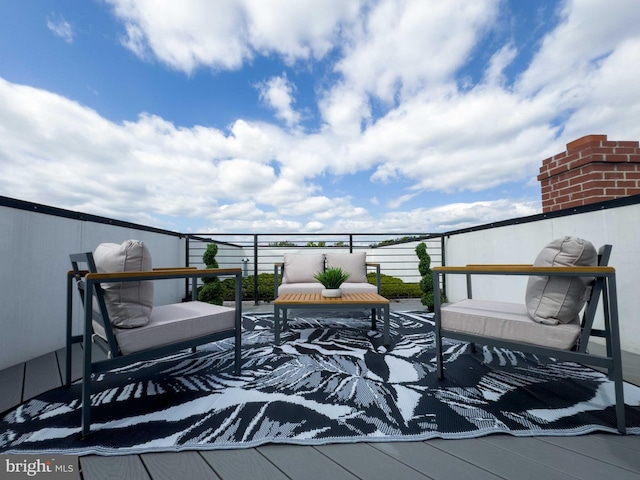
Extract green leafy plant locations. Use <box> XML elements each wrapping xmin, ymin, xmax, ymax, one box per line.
<box><xmin>198</xmin><ymin>243</ymin><xmax>223</xmax><ymax>305</ymax></box>
<box><xmin>313</xmin><ymin>267</ymin><xmax>350</xmax><ymax>289</ymax></box>
<box><xmin>415</xmin><ymin>242</ymin><xmax>445</xmax><ymax>309</ymax></box>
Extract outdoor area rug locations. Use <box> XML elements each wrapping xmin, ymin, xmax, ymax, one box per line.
<box><xmin>1</xmin><ymin>310</ymin><xmax>639</xmax><ymax>456</ymax></box>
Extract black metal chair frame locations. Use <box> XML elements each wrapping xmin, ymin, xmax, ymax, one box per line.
<box><xmin>433</xmin><ymin>245</ymin><xmax>626</xmax><ymax>434</ymax></box>
<box><xmin>66</xmin><ymin>252</ymin><xmax>243</xmax><ymax>436</ymax></box>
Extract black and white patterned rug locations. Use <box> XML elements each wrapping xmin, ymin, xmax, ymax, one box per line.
<box><xmin>1</xmin><ymin>311</ymin><xmax>639</xmax><ymax>456</ymax></box>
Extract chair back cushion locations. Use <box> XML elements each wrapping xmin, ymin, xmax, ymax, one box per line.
<box><xmin>525</xmin><ymin>236</ymin><xmax>597</xmax><ymax>325</ymax></box>
<box><xmin>93</xmin><ymin>240</ymin><xmax>154</xmax><ymax>328</ymax></box>
<box><xmin>326</xmin><ymin>253</ymin><xmax>368</xmax><ymax>283</ymax></box>
<box><xmin>282</xmin><ymin>253</ymin><xmax>325</xmax><ymax>284</ymax></box>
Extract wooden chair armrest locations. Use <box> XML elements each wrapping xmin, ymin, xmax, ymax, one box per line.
<box><xmin>85</xmin><ymin>267</ymin><xmax>242</xmax><ymax>282</ymax></box>
<box><xmin>466</xmin><ymin>264</ymin><xmax>532</xmax><ymax>268</ymax></box>
<box><xmin>433</xmin><ymin>265</ymin><xmax>614</xmax><ymax>274</ymax></box>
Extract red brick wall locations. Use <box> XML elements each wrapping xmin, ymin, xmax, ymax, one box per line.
<box><xmin>538</xmin><ymin>134</ymin><xmax>640</xmax><ymax>212</ymax></box>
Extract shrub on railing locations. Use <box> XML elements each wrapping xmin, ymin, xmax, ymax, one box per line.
<box><xmin>415</xmin><ymin>242</ymin><xmax>445</xmax><ymax>309</ymax></box>
<box><xmin>221</xmin><ymin>273</ymin><xmax>275</xmax><ymax>302</ymax></box>
<box><xmin>198</xmin><ymin>243</ymin><xmax>224</xmax><ymax>305</ymax></box>
<box><xmin>219</xmin><ymin>272</ymin><xmax>421</xmax><ymax>302</ymax></box>
<box><xmin>371</xmin><ymin>272</ymin><xmax>422</xmax><ymax>298</ymax></box>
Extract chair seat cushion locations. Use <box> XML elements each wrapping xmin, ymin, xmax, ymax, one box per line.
<box><xmin>94</xmin><ymin>301</ymin><xmax>235</xmax><ymax>355</ymax></box>
<box><xmin>277</xmin><ymin>282</ymin><xmax>377</xmax><ymax>295</ymax></box>
<box><xmin>441</xmin><ymin>299</ymin><xmax>581</xmax><ymax>350</ymax></box>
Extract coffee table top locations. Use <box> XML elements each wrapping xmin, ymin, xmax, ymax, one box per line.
<box><xmin>274</xmin><ymin>292</ymin><xmax>389</xmax><ymax>306</ymax></box>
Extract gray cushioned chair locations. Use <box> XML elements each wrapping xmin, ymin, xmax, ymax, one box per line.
<box><xmin>66</xmin><ymin>240</ymin><xmax>242</xmax><ymax>436</ymax></box>
<box><xmin>433</xmin><ymin>238</ymin><xmax>626</xmax><ymax>434</ymax></box>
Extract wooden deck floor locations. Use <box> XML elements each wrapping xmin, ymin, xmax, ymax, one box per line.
<box><xmin>2</xmin><ymin>302</ymin><xmax>640</xmax><ymax>479</ymax></box>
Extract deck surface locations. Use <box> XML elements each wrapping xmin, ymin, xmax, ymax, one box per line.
<box><xmin>2</xmin><ymin>300</ymin><xmax>640</xmax><ymax>479</ymax></box>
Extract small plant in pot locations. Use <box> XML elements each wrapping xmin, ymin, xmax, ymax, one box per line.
<box><xmin>314</xmin><ymin>267</ymin><xmax>351</xmax><ymax>298</ymax></box>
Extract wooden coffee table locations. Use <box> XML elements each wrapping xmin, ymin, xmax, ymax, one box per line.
<box><xmin>273</xmin><ymin>292</ymin><xmax>390</xmax><ymax>347</ymax></box>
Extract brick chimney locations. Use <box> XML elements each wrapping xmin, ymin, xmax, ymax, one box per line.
<box><xmin>538</xmin><ymin>134</ymin><xmax>640</xmax><ymax>212</ymax></box>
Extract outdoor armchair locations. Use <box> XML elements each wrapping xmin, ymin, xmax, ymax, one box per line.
<box><xmin>66</xmin><ymin>240</ymin><xmax>243</xmax><ymax>436</ymax></box>
<box><xmin>433</xmin><ymin>237</ymin><xmax>626</xmax><ymax>434</ymax></box>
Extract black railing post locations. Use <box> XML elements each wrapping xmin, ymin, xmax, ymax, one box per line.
<box><xmin>349</xmin><ymin>234</ymin><xmax>353</xmax><ymax>253</ymax></box>
<box><xmin>253</xmin><ymin>234</ymin><xmax>259</xmax><ymax>305</ymax></box>
<box><xmin>185</xmin><ymin>235</ymin><xmax>190</xmax><ymax>300</ymax></box>
<box><xmin>440</xmin><ymin>235</ymin><xmax>447</xmax><ymax>300</ymax></box>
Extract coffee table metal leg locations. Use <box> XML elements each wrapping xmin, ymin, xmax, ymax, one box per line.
<box><xmin>274</xmin><ymin>306</ymin><xmax>281</xmax><ymax>345</ymax></box>
<box><xmin>371</xmin><ymin>308</ymin><xmax>377</xmax><ymax>330</ymax></box>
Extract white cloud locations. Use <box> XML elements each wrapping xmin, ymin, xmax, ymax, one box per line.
<box><xmin>516</xmin><ymin>0</ymin><xmax>640</xmax><ymax>98</ymax></box>
<box><xmin>105</xmin><ymin>0</ymin><xmax>362</xmax><ymax>73</ymax></box>
<box><xmin>483</xmin><ymin>43</ymin><xmax>517</xmax><ymax>87</ymax></box>
<box><xmin>257</xmin><ymin>75</ymin><xmax>301</xmax><ymax>128</ymax></box>
<box><xmin>106</xmin><ymin>0</ymin><xmax>250</xmax><ymax>73</ymax></box>
<box><xmin>559</xmin><ymin>37</ymin><xmax>640</xmax><ymax>141</ymax></box>
<box><xmin>243</xmin><ymin>0</ymin><xmax>361</xmax><ymax>63</ymax></box>
<box><xmin>388</xmin><ymin>193</ymin><xmax>417</xmax><ymax>209</ymax></box>
<box><xmin>376</xmin><ymin>199</ymin><xmax>541</xmax><ymax>233</ymax></box>
<box><xmin>2</xmin><ymin>0</ymin><xmax>640</xmax><ymax>233</ymax></box>
<box><xmin>47</xmin><ymin>15</ymin><xmax>74</xmax><ymax>43</ymax></box>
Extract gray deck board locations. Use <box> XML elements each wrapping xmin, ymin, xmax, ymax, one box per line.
<box><xmin>56</xmin><ymin>344</ymin><xmax>84</xmax><ymax>384</ymax></box>
<box><xmin>200</xmin><ymin>448</ymin><xmax>289</xmax><ymax>480</ymax></box>
<box><xmin>0</xmin><ymin>362</ymin><xmax>23</xmax><ymax>414</ymax></box>
<box><xmin>602</xmin><ymin>432</ymin><xmax>640</xmax><ymax>451</ymax></box>
<box><xmin>428</xmin><ymin>438</ymin><xmax>578</xmax><ymax>480</ymax></box>
<box><xmin>483</xmin><ymin>434</ymin><xmax>640</xmax><ymax>480</ymax></box>
<box><xmin>140</xmin><ymin>452</ymin><xmax>221</xmax><ymax>480</ymax></box>
<box><xmin>80</xmin><ymin>455</ymin><xmax>152</xmax><ymax>480</ymax></box>
<box><xmin>257</xmin><ymin>445</ymin><xmax>360</xmax><ymax>480</ymax></box>
<box><xmin>540</xmin><ymin>434</ymin><xmax>640</xmax><ymax>473</ymax></box>
<box><xmin>316</xmin><ymin>442</ymin><xmax>432</xmax><ymax>480</ymax></box>
<box><xmin>22</xmin><ymin>351</ymin><xmax>62</xmax><ymax>400</ymax></box>
<box><xmin>372</xmin><ymin>441</ymin><xmax>503</xmax><ymax>480</ymax></box>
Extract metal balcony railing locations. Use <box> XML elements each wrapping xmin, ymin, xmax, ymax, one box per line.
<box><xmin>185</xmin><ymin>233</ymin><xmax>444</xmax><ymax>303</ymax></box>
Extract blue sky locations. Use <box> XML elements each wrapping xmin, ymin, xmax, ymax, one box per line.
<box><xmin>1</xmin><ymin>0</ymin><xmax>639</xmax><ymax>234</ymax></box>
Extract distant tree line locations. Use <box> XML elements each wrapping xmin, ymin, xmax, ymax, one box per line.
<box><xmin>268</xmin><ymin>235</ymin><xmax>431</xmax><ymax>248</ymax></box>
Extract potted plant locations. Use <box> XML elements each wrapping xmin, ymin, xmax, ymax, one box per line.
<box><xmin>314</xmin><ymin>267</ymin><xmax>351</xmax><ymax>297</ymax></box>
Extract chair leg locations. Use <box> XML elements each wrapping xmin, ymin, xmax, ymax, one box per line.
<box><xmin>65</xmin><ymin>276</ymin><xmax>73</xmax><ymax>388</ymax></box>
<box><xmin>614</xmin><ymin>366</ymin><xmax>626</xmax><ymax>434</ymax></box>
<box><xmin>436</xmin><ymin>333</ymin><xmax>444</xmax><ymax>380</ymax></box>
<box><xmin>81</xmin><ymin>287</ymin><xmax>93</xmax><ymax>437</ymax></box>
<box><xmin>81</xmin><ymin>343</ymin><xmax>92</xmax><ymax>437</ymax></box>
<box><xmin>607</xmin><ymin>276</ymin><xmax>626</xmax><ymax>434</ymax></box>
